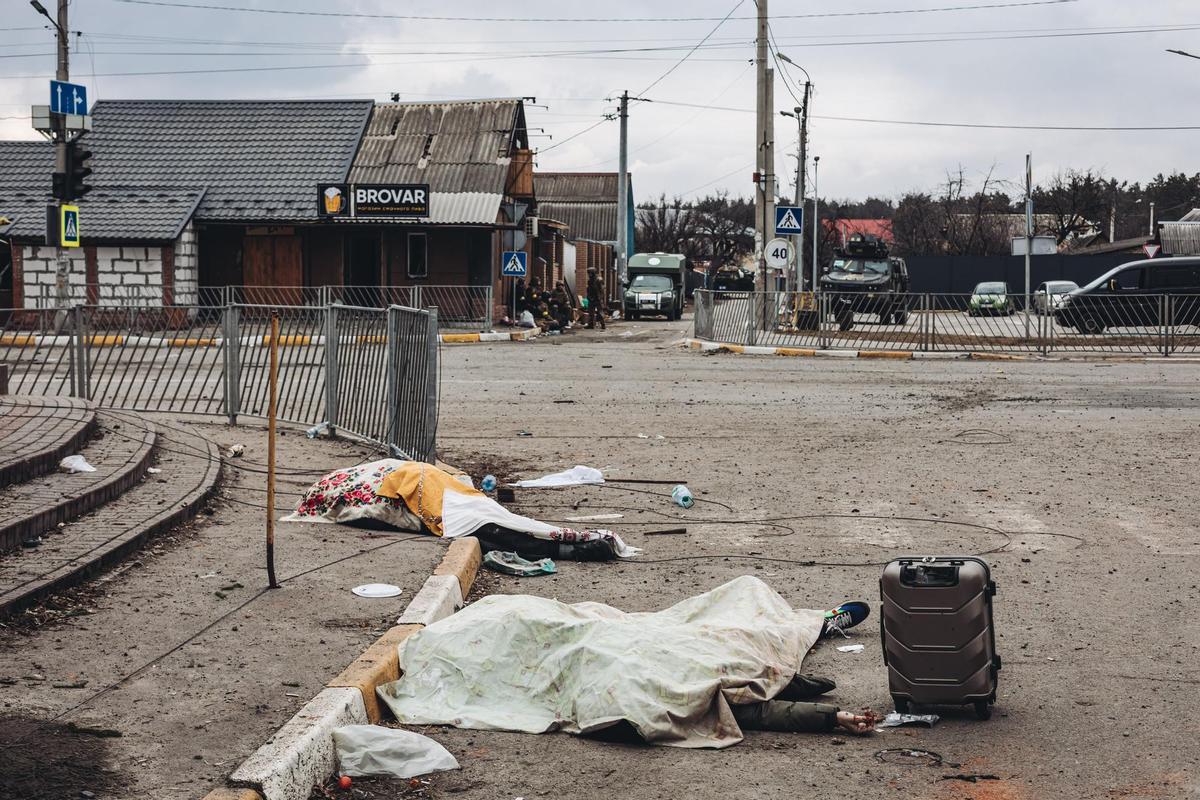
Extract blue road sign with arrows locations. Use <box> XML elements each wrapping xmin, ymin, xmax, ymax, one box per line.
<box><xmin>50</xmin><ymin>80</ymin><xmax>88</xmax><ymax>115</ymax></box>
<box><xmin>501</xmin><ymin>250</ymin><xmax>528</xmax><ymax>277</ymax></box>
<box><xmin>775</xmin><ymin>205</ymin><xmax>805</xmax><ymax>236</ymax></box>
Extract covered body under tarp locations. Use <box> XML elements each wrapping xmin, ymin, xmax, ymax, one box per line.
<box><xmin>377</xmin><ymin>576</ymin><xmax>824</xmax><ymax>748</ymax></box>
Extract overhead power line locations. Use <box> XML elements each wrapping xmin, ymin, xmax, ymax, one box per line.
<box><xmin>637</xmin><ymin>0</ymin><xmax>745</xmax><ymax>96</ymax></box>
<box><xmin>642</xmin><ymin>98</ymin><xmax>1200</xmax><ymax>131</ymax></box>
<box><xmin>38</xmin><ymin>21</ymin><xmax>1199</xmax><ymax>50</ymax></box>
<box><xmin>111</xmin><ymin>0</ymin><xmax>1078</xmax><ymax>23</ymax></box>
<box><xmin>538</xmin><ymin>117</ymin><xmax>612</xmax><ymax>153</ymax></box>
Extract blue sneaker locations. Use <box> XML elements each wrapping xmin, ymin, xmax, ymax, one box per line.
<box><xmin>821</xmin><ymin>601</ymin><xmax>870</xmax><ymax>638</ymax></box>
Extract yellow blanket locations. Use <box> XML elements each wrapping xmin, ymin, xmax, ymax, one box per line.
<box><xmin>376</xmin><ymin>462</ymin><xmax>483</xmax><ymax>536</ymax></box>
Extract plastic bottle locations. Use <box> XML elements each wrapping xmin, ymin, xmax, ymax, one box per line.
<box><xmin>671</xmin><ymin>484</ymin><xmax>694</xmax><ymax>509</ymax></box>
<box><xmin>481</xmin><ymin>474</ymin><xmax>497</xmax><ymax>492</ymax></box>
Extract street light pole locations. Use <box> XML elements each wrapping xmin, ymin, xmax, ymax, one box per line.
<box><xmin>812</xmin><ymin>155</ymin><xmax>820</xmax><ymax>297</ymax></box>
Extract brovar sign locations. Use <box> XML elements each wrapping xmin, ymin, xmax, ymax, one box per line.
<box><xmin>353</xmin><ymin>184</ymin><xmax>430</xmax><ymax>217</ymax></box>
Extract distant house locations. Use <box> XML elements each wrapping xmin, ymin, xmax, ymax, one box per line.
<box><xmin>535</xmin><ymin>172</ymin><xmax>632</xmax><ymax>298</ymax></box>
<box><xmin>0</xmin><ymin>98</ymin><xmax>541</xmax><ymax>315</ymax></box>
<box><xmin>1160</xmin><ymin>209</ymin><xmax>1200</xmax><ymax>256</ymax></box>
<box><xmin>826</xmin><ymin>219</ymin><xmax>894</xmax><ymax>248</ymax></box>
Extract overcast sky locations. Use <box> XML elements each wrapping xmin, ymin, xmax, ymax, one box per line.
<box><xmin>2</xmin><ymin>0</ymin><xmax>1198</xmax><ymax>204</ymax></box>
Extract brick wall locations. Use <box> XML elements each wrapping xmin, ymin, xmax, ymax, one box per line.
<box><xmin>172</xmin><ymin>222</ymin><xmax>199</xmax><ymax>305</ymax></box>
<box><xmin>18</xmin><ymin>238</ymin><xmax>182</xmax><ymax>308</ymax></box>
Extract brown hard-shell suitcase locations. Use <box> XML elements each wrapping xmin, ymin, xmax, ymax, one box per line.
<box><xmin>879</xmin><ymin>556</ymin><xmax>1000</xmax><ymax>719</ymax></box>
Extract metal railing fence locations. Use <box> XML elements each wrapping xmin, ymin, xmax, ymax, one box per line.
<box><xmin>0</xmin><ymin>302</ymin><xmax>439</xmax><ymax>461</ymax></box>
<box><xmin>29</xmin><ymin>284</ymin><xmax>493</xmax><ymax>332</ymax></box>
<box><xmin>693</xmin><ymin>290</ymin><xmax>1200</xmax><ymax>356</ymax></box>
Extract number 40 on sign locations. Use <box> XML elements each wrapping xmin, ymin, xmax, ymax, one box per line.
<box><xmin>765</xmin><ymin>238</ymin><xmax>793</xmax><ymax>268</ymax></box>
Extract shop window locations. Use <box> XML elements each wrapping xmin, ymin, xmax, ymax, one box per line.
<box><xmin>407</xmin><ymin>233</ymin><xmax>428</xmax><ymax>279</ymax></box>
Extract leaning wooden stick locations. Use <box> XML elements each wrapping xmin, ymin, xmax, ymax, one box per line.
<box><xmin>266</xmin><ymin>312</ymin><xmax>279</xmax><ymax>589</ymax></box>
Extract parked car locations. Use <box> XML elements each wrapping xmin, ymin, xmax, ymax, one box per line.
<box><xmin>1055</xmin><ymin>256</ymin><xmax>1200</xmax><ymax>334</ymax></box>
<box><xmin>968</xmin><ymin>282</ymin><xmax>1015</xmax><ymax>316</ymax></box>
<box><xmin>1032</xmin><ymin>280</ymin><xmax>1079</xmax><ymax>314</ymax></box>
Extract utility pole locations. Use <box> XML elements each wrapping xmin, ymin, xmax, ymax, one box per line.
<box><xmin>1024</xmin><ymin>153</ymin><xmax>1033</xmax><ymax>340</ymax></box>
<box><xmin>616</xmin><ymin>90</ymin><xmax>630</xmax><ymax>292</ymax></box>
<box><xmin>796</xmin><ymin>81</ymin><xmax>810</xmax><ymax>291</ymax></box>
<box><xmin>754</xmin><ymin>0</ymin><xmax>775</xmax><ymax>327</ymax></box>
<box><xmin>812</xmin><ymin>155</ymin><xmax>820</xmax><ymax>298</ymax></box>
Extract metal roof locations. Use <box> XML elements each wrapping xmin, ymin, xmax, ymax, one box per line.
<box><xmin>1160</xmin><ymin>221</ymin><xmax>1200</xmax><ymax>256</ymax></box>
<box><xmin>1</xmin><ymin>101</ymin><xmax>372</xmax><ymax>227</ymax></box>
<box><xmin>0</xmin><ymin>183</ymin><xmax>206</xmax><ymax>243</ymax></box>
<box><xmin>339</xmin><ymin>192</ymin><xmax>503</xmax><ymax>227</ymax></box>
<box><xmin>535</xmin><ymin>172</ymin><xmax>621</xmax><ymax>202</ymax></box>
<box><xmin>538</xmin><ymin>201</ymin><xmax>616</xmax><ymax>243</ymax></box>
<box><xmin>534</xmin><ymin>172</ymin><xmax>626</xmax><ymax>241</ymax></box>
<box><xmin>347</xmin><ymin>99</ymin><xmax>525</xmax><ymax>225</ymax></box>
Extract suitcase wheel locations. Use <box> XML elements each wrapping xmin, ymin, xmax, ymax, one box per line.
<box><xmin>893</xmin><ymin>696</ymin><xmax>910</xmax><ymax>714</ymax></box>
<box><xmin>973</xmin><ymin>701</ymin><xmax>993</xmax><ymax>720</ymax></box>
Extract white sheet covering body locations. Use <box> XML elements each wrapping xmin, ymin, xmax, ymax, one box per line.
<box><xmin>440</xmin><ymin>490</ymin><xmax>640</xmax><ymax>558</ymax></box>
<box><xmin>377</xmin><ymin>576</ymin><xmax>823</xmax><ymax>748</ymax></box>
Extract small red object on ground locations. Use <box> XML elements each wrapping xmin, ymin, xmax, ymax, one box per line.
<box><xmin>338</xmin><ymin>775</ymin><xmax>352</xmax><ymax>790</ymax></box>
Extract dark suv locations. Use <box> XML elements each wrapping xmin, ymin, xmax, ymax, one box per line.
<box><xmin>1054</xmin><ymin>256</ymin><xmax>1200</xmax><ymax>333</ymax></box>
<box><xmin>820</xmin><ymin>234</ymin><xmax>911</xmax><ymax>329</ymax></box>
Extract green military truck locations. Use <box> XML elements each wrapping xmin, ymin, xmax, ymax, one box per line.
<box><xmin>624</xmin><ymin>253</ymin><xmax>687</xmax><ymax>321</ymax></box>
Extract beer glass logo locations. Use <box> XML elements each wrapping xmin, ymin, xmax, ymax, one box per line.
<box><xmin>323</xmin><ymin>186</ymin><xmax>344</xmax><ymax>214</ymax></box>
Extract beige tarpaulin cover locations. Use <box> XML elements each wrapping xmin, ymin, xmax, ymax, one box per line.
<box><xmin>376</xmin><ymin>576</ymin><xmax>824</xmax><ymax>748</ymax></box>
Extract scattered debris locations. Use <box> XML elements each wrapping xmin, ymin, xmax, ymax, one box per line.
<box><xmin>836</xmin><ymin>644</ymin><xmax>865</xmax><ymax>654</ymax></box>
<box><xmin>941</xmin><ymin>773</ymin><xmax>1000</xmax><ymax>783</ymax></box>
<box><xmin>59</xmin><ymin>455</ymin><xmax>96</xmax><ymax>474</ymax></box>
<box><xmin>644</xmin><ymin>528</ymin><xmax>688</xmax><ymax>536</ymax></box>
<box><xmin>482</xmin><ymin>551</ymin><xmax>557</xmax><ymax>577</ymax></box>
<box><xmin>511</xmin><ymin>465</ymin><xmax>603</xmax><ymax>488</ymax></box>
<box><xmin>352</xmin><ymin>584</ymin><xmax>404</xmax><ymax>599</ymax></box>
<box><xmin>880</xmin><ymin>712</ymin><xmax>940</xmax><ymax>728</ymax></box>
<box><xmin>563</xmin><ymin>513</ymin><xmax>624</xmax><ymax>522</ymax></box>
<box><xmin>147</xmin><ymin>467</ymin><xmax>162</xmax><ymax>474</ymax></box>
<box><xmin>332</xmin><ymin>725</ymin><xmax>460</xmax><ymax>779</ymax></box>
<box><xmin>52</xmin><ymin>680</ymin><xmax>88</xmax><ymax>689</ymax></box>
<box><xmin>671</xmin><ymin>485</ymin><xmax>694</xmax><ymax>508</ymax></box>
<box><xmin>874</xmin><ymin>748</ymin><xmax>954</xmax><ymax>767</ymax></box>
<box><xmin>228</xmin><ymin>444</ymin><xmax>245</xmax><ymax>458</ymax></box>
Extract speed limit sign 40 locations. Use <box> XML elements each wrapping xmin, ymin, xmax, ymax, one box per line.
<box><xmin>765</xmin><ymin>237</ymin><xmax>794</xmax><ymax>268</ymax></box>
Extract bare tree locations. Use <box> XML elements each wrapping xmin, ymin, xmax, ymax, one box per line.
<box><xmin>1034</xmin><ymin>169</ymin><xmax>1109</xmax><ymax>244</ymax></box>
<box><xmin>635</xmin><ymin>195</ymin><xmax>697</xmax><ymax>257</ymax></box>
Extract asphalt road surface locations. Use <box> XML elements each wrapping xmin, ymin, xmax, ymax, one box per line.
<box><xmin>427</xmin><ymin>313</ymin><xmax>1200</xmax><ymax>800</ymax></box>
<box><xmin>3</xmin><ymin>310</ymin><xmax>1198</xmax><ymax>799</ymax></box>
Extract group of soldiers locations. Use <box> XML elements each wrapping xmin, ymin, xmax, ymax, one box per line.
<box><xmin>514</xmin><ymin>268</ymin><xmax>607</xmax><ymax>331</ymax></box>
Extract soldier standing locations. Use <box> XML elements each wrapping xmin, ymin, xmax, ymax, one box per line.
<box><xmin>586</xmin><ymin>268</ymin><xmax>606</xmax><ymax>330</ymax></box>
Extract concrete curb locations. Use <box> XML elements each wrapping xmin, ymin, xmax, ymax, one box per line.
<box><xmin>228</xmin><ymin>688</ymin><xmax>368</xmax><ymax>800</ymax></box>
<box><xmin>440</xmin><ymin>329</ymin><xmax>538</xmax><ymax>344</ymax></box>
<box><xmin>683</xmin><ymin>338</ymin><xmax>1200</xmax><ymax>363</ymax></box>
<box><xmin>397</xmin><ymin>574</ymin><xmax>464</xmax><ymax>625</ymax></box>
<box><xmin>208</xmin><ymin>536</ymin><xmax>484</xmax><ymax>800</ymax></box>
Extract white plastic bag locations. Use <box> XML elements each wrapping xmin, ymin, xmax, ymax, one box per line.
<box><xmin>519</xmin><ymin>310</ymin><xmax>536</xmax><ymax>328</ymax></box>
<box><xmin>332</xmin><ymin>725</ymin><xmax>460</xmax><ymax>779</ymax></box>
<box><xmin>59</xmin><ymin>455</ymin><xmax>96</xmax><ymax>474</ymax></box>
<box><xmin>511</xmin><ymin>465</ymin><xmax>604</xmax><ymax>488</ymax></box>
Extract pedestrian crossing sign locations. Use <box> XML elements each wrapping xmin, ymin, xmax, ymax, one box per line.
<box><xmin>501</xmin><ymin>250</ymin><xmax>527</xmax><ymax>277</ymax></box>
<box><xmin>775</xmin><ymin>205</ymin><xmax>804</xmax><ymax>236</ymax></box>
<box><xmin>60</xmin><ymin>204</ymin><xmax>80</xmax><ymax>248</ymax></box>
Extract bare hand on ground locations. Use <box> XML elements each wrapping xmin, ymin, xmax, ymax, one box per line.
<box><xmin>836</xmin><ymin>710</ymin><xmax>879</xmax><ymax>735</ymax></box>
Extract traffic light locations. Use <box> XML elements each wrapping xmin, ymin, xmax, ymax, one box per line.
<box><xmin>52</xmin><ymin>171</ymin><xmax>68</xmax><ymax>201</ymax></box>
<box><xmin>65</xmin><ymin>140</ymin><xmax>93</xmax><ymax>201</ymax></box>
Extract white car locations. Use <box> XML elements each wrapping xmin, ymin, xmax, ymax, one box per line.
<box><xmin>1032</xmin><ymin>281</ymin><xmax>1079</xmax><ymax>314</ymax></box>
